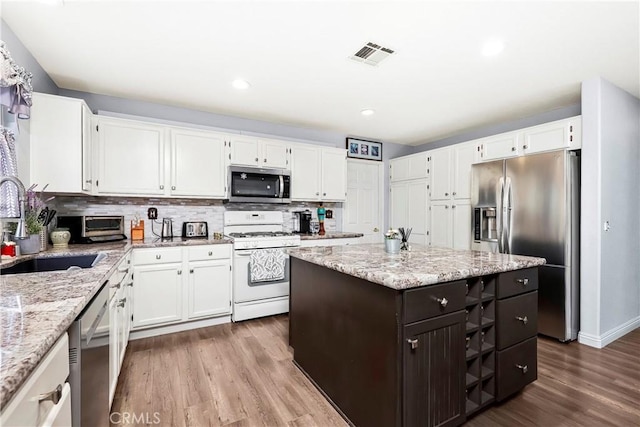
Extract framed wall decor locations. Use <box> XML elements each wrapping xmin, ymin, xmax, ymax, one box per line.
<box><xmin>346</xmin><ymin>137</ymin><xmax>382</xmax><ymax>161</ymax></box>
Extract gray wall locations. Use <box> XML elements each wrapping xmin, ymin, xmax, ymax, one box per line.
<box><xmin>410</xmin><ymin>103</ymin><xmax>582</xmax><ymax>152</ymax></box>
<box><xmin>0</xmin><ymin>19</ymin><xmax>58</xmax><ymax>95</ymax></box>
<box><xmin>580</xmin><ymin>77</ymin><xmax>640</xmax><ymax>347</ymax></box>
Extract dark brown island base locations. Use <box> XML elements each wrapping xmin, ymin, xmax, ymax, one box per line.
<box><xmin>288</xmin><ymin>244</ymin><xmax>546</xmax><ymax>427</ymax></box>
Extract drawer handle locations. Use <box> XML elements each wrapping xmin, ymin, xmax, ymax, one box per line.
<box><xmin>177</xmin><ymin>270</ymin><xmax>182</xmax><ymax>275</ymax></box>
<box><xmin>516</xmin><ymin>315</ymin><xmax>529</xmax><ymax>325</ymax></box>
<box><xmin>435</xmin><ymin>297</ymin><xmax>448</xmax><ymax>308</ymax></box>
<box><xmin>190</xmin><ymin>269</ymin><xmax>194</xmax><ymax>274</ymax></box>
<box><xmin>125</xmin><ymin>281</ymin><xmax>133</xmax><ymax>287</ymax></box>
<box><xmin>208</xmin><ymin>251</ymin><xmax>213</xmax><ymax>256</ymax></box>
<box><xmin>516</xmin><ymin>364</ymin><xmax>528</xmax><ymax>374</ymax></box>
<box><xmin>110</xmin><ymin>282</ymin><xmax>121</xmax><ymax>289</ymax></box>
<box><xmin>156</xmin><ymin>255</ymin><xmax>162</xmax><ymax>260</ymax></box>
<box><xmin>38</xmin><ymin>384</ymin><xmax>62</xmax><ymax>405</ymax></box>
<box><xmin>407</xmin><ymin>339</ymin><xmax>418</xmax><ymax>350</ymax></box>
<box><xmin>117</xmin><ymin>298</ymin><xmax>127</xmax><ymax>308</ymax></box>
<box><xmin>515</xmin><ymin>278</ymin><xmax>529</xmax><ymax>286</ymax></box>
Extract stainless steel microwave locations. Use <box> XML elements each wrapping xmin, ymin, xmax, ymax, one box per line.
<box><xmin>228</xmin><ymin>166</ymin><xmax>291</xmax><ymax>204</ymax></box>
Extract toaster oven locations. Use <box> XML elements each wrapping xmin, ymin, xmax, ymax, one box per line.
<box><xmin>56</xmin><ymin>215</ymin><xmax>126</xmax><ymax>243</ymax></box>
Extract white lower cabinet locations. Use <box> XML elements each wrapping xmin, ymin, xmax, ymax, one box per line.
<box><xmin>132</xmin><ymin>263</ymin><xmax>183</xmax><ymax>328</ymax></box>
<box><xmin>187</xmin><ymin>260</ymin><xmax>232</xmax><ymax>319</ymax></box>
<box><xmin>132</xmin><ymin>245</ymin><xmax>232</xmax><ymax>330</ymax></box>
<box><xmin>300</xmin><ymin>237</ymin><xmax>364</xmax><ymax>247</ymax></box>
<box><xmin>0</xmin><ymin>334</ymin><xmax>71</xmax><ymax>427</ymax></box>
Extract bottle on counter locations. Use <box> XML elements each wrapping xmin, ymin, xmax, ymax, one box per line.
<box><xmin>317</xmin><ymin>203</ymin><xmax>326</xmax><ymax>236</ymax></box>
<box><xmin>131</xmin><ymin>215</ymin><xmax>145</xmax><ymax>241</ymax></box>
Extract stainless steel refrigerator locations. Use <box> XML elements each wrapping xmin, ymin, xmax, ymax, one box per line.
<box><xmin>471</xmin><ymin>150</ymin><xmax>580</xmax><ymax>341</ymax></box>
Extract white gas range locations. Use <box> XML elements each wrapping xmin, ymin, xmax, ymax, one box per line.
<box><xmin>224</xmin><ymin>211</ymin><xmax>300</xmax><ymax>321</ymax></box>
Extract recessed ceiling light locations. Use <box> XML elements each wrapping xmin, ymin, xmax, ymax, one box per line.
<box><xmin>232</xmin><ymin>79</ymin><xmax>250</xmax><ymax>90</ymax></box>
<box><xmin>361</xmin><ymin>109</ymin><xmax>375</xmax><ymax>116</ymax></box>
<box><xmin>482</xmin><ymin>38</ymin><xmax>504</xmax><ymax>57</ymax></box>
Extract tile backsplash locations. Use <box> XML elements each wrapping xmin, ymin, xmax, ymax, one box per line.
<box><xmin>50</xmin><ymin>195</ymin><xmax>342</xmax><ymax>239</ymax></box>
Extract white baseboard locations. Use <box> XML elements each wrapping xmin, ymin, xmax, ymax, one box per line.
<box><xmin>578</xmin><ymin>316</ymin><xmax>640</xmax><ymax>348</ymax></box>
<box><xmin>129</xmin><ymin>315</ymin><xmax>231</xmax><ymax>340</ymax></box>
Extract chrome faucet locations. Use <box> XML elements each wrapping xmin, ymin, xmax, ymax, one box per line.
<box><xmin>0</xmin><ymin>176</ymin><xmax>28</xmax><ymax>239</ymax></box>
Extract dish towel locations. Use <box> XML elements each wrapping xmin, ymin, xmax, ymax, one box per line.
<box><xmin>250</xmin><ymin>249</ymin><xmax>286</xmax><ymax>283</ymax></box>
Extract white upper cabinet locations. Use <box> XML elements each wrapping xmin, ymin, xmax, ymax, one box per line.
<box><xmin>170</xmin><ymin>128</ymin><xmax>228</xmax><ymax>198</ymax></box>
<box><xmin>96</xmin><ymin>116</ymin><xmax>166</xmax><ymax>195</ymax></box>
<box><xmin>390</xmin><ymin>153</ymin><xmax>428</xmax><ymax>182</ymax></box>
<box><xmin>522</xmin><ymin>116</ymin><xmax>582</xmax><ymax>154</ymax></box>
<box><xmin>320</xmin><ymin>148</ymin><xmax>347</xmax><ymax>201</ymax></box>
<box><xmin>230</xmin><ymin>136</ymin><xmax>289</xmax><ymax>169</ymax></box>
<box><xmin>476</xmin><ymin>132</ymin><xmax>520</xmax><ymax>162</ymax></box>
<box><xmin>30</xmin><ymin>93</ymin><xmax>93</xmax><ymax>193</ymax></box>
<box><xmin>476</xmin><ymin>116</ymin><xmax>582</xmax><ymax>161</ymax></box>
<box><xmin>291</xmin><ymin>145</ymin><xmax>346</xmax><ymax>202</ymax></box>
<box><xmin>96</xmin><ymin>117</ymin><xmax>228</xmax><ymax>198</ymax></box>
<box><xmin>428</xmin><ymin>143</ymin><xmax>475</xmax><ymax>201</ymax></box>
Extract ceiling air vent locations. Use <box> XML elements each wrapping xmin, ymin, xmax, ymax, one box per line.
<box><xmin>350</xmin><ymin>42</ymin><xmax>395</xmax><ymax>66</ymax></box>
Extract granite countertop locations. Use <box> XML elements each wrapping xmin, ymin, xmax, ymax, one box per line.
<box><xmin>0</xmin><ymin>237</ymin><xmax>231</xmax><ymax>410</ymax></box>
<box><xmin>288</xmin><ymin>244</ymin><xmax>546</xmax><ymax>290</ymax></box>
<box><xmin>298</xmin><ymin>232</ymin><xmax>364</xmax><ymax>240</ymax></box>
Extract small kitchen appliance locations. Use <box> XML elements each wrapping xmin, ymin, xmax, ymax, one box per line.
<box><xmin>292</xmin><ymin>210</ymin><xmax>312</xmax><ymax>234</ymax></box>
<box><xmin>161</xmin><ymin>218</ymin><xmax>173</xmax><ymax>239</ymax></box>
<box><xmin>224</xmin><ymin>211</ymin><xmax>300</xmax><ymax>322</ymax></box>
<box><xmin>56</xmin><ymin>215</ymin><xmax>126</xmax><ymax>243</ymax></box>
<box><xmin>182</xmin><ymin>221</ymin><xmax>208</xmax><ymax>238</ymax></box>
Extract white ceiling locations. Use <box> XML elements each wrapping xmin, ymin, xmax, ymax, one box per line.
<box><xmin>2</xmin><ymin>1</ymin><xmax>639</xmax><ymax>145</ymax></box>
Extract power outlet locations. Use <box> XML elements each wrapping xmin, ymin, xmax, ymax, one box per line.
<box><xmin>148</xmin><ymin>207</ymin><xmax>158</xmax><ymax>220</ymax></box>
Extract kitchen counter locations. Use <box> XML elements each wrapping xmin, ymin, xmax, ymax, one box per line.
<box><xmin>0</xmin><ymin>237</ymin><xmax>231</xmax><ymax>410</ymax></box>
<box><xmin>288</xmin><ymin>244</ymin><xmax>545</xmax><ymax>290</ymax></box>
<box><xmin>298</xmin><ymin>232</ymin><xmax>364</xmax><ymax>240</ymax></box>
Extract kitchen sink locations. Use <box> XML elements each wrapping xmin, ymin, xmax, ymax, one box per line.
<box><xmin>1</xmin><ymin>253</ymin><xmax>107</xmax><ymax>275</ymax></box>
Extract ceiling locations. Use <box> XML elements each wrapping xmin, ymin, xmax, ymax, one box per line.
<box><xmin>2</xmin><ymin>1</ymin><xmax>639</xmax><ymax>145</ymax></box>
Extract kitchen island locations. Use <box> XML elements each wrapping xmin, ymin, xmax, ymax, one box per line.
<box><xmin>288</xmin><ymin>244</ymin><xmax>545</xmax><ymax>427</ymax></box>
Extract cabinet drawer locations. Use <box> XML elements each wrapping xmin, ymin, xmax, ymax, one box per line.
<box><xmin>496</xmin><ymin>268</ymin><xmax>538</xmax><ymax>299</ymax></box>
<box><xmin>188</xmin><ymin>244</ymin><xmax>231</xmax><ymax>261</ymax></box>
<box><xmin>496</xmin><ymin>337</ymin><xmax>537</xmax><ymax>401</ymax></box>
<box><xmin>496</xmin><ymin>291</ymin><xmax>538</xmax><ymax>350</ymax></box>
<box><xmin>404</xmin><ymin>280</ymin><xmax>466</xmax><ymax>323</ymax></box>
<box><xmin>133</xmin><ymin>247</ymin><xmax>183</xmax><ymax>265</ymax></box>
<box><xmin>0</xmin><ymin>334</ymin><xmax>70</xmax><ymax>426</ymax></box>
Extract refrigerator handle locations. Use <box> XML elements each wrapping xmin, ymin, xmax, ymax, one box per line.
<box><xmin>503</xmin><ymin>176</ymin><xmax>512</xmax><ymax>254</ymax></box>
<box><xmin>497</xmin><ymin>177</ymin><xmax>504</xmax><ymax>253</ymax></box>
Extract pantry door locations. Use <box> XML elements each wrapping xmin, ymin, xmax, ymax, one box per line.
<box><xmin>343</xmin><ymin>159</ymin><xmax>383</xmax><ymax>243</ymax></box>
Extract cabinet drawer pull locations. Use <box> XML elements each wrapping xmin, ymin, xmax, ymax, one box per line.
<box><xmin>190</xmin><ymin>269</ymin><xmax>194</xmax><ymax>274</ymax></box>
<box><xmin>264</xmin><ymin>158</ymin><xmax>267</xmax><ymax>163</ymax></box>
<box><xmin>515</xmin><ymin>315</ymin><xmax>528</xmax><ymax>325</ymax></box>
<box><xmin>516</xmin><ymin>364</ymin><xmax>528</xmax><ymax>374</ymax></box>
<box><xmin>208</xmin><ymin>251</ymin><xmax>213</xmax><ymax>256</ymax></box>
<box><xmin>38</xmin><ymin>384</ymin><xmax>62</xmax><ymax>404</ymax></box>
<box><xmin>407</xmin><ymin>339</ymin><xmax>418</xmax><ymax>350</ymax></box>
<box><xmin>515</xmin><ymin>278</ymin><xmax>529</xmax><ymax>286</ymax></box>
<box><xmin>117</xmin><ymin>298</ymin><xmax>126</xmax><ymax>308</ymax></box>
<box><xmin>435</xmin><ymin>297</ymin><xmax>448</xmax><ymax>308</ymax></box>
<box><xmin>156</xmin><ymin>255</ymin><xmax>162</xmax><ymax>260</ymax></box>
<box><xmin>177</xmin><ymin>270</ymin><xmax>182</xmax><ymax>275</ymax></box>
<box><xmin>110</xmin><ymin>282</ymin><xmax>121</xmax><ymax>289</ymax></box>
<box><xmin>85</xmin><ymin>179</ymin><xmax>92</xmax><ymax>184</ymax></box>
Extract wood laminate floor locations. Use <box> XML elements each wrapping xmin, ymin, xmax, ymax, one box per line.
<box><xmin>112</xmin><ymin>316</ymin><xmax>640</xmax><ymax>426</ymax></box>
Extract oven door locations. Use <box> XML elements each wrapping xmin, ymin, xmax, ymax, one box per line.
<box><xmin>233</xmin><ymin>248</ymin><xmax>290</xmax><ymax>302</ymax></box>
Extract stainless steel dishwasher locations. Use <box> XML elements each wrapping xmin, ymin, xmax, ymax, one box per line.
<box><xmin>68</xmin><ymin>280</ymin><xmax>110</xmax><ymax>427</ymax></box>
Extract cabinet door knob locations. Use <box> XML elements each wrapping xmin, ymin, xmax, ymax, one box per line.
<box><xmin>445</xmin><ymin>205</ymin><xmax>449</xmax><ymax>209</ymax></box>
<box><xmin>407</xmin><ymin>338</ymin><xmax>419</xmax><ymax>350</ymax></box>
<box><xmin>190</xmin><ymin>269</ymin><xmax>194</xmax><ymax>274</ymax></box>
<box><xmin>255</xmin><ymin>157</ymin><xmax>259</xmax><ymax>162</ymax></box>
<box><xmin>177</xmin><ymin>270</ymin><xmax>182</xmax><ymax>275</ymax></box>
<box><xmin>323</xmin><ymin>192</ymin><xmax>326</xmax><ymax>196</ymax></box>
<box><xmin>38</xmin><ymin>384</ymin><xmax>62</xmax><ymax>405</ymax></box>
<box><xmin>160</xmin><ymin>185</ymin><xmax>164</xmax><ymax>190</ymax></box>
<box><xmin>452</xmin><ymin>205</ymin><xmax>456</xmax><ymax>209</ymax></box>
<box><xmin>445</xmin><ymin>192</ymin><xmax>449</xmax><ymax>196</ymax></box>
<box><xmin>436</xmin><ymin>297</ymin><xmax>448</xmax><ymax>308</ymax></box>
<box><xmin>511</xmin><ymin>146</ymin><xmax>516</xmax><ymax>151</ymax></box>
<box><xmin>516</xmin><ymin>278</ymin><xmax>529</xmax><ymax>286</ymax></box>
<box><xmin>117</xmin><ymin>298</ymin><xmax>127</xmax><ymax>308</ymax></box>
<box><xmin>523</xmin><ymin>145</ymin><xmax>528</xmax><ymax>149</ymax></box>
<box><xmin>452</xmin><ymin>192</ymin><xmax>456</xmax><ymax>196</ymax></box>
<box><xmin>208</xmin><ymin>251</ymin><xmax>213</xmax><ymax>256</ymax></box>
<box><xmin>515</xmin><ymin>316</ymin><xmax>528</xmax><ymax>325</ymax></box>
<box><xmin>171</xmin><ymin>185</ymin><xmax>176</xmax><ymax>190</ymax></box>
<box><xmin>516</xmin><ymin>364</ymin><xmax>528</xmax><ymax>374</ymax></box>
<box><xmin>264</xmin><ymin>158</ymin><xmax>267</xmax><ymax>162</ymax></box>
<box><xmin>315</xmin><ymin>192</ymin><xmax>319</xmax><ymax>196</ymax></box>
<box><xmin>156</xmin><ymin>255</ymin><xmax>161</xmax><ymax>260</ymax></box>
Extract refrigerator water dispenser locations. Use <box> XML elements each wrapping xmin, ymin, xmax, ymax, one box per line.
<box><xmin>474</xmin><ymin>207</ymin><xmax>498</xmax><ymax>241</ymax></box>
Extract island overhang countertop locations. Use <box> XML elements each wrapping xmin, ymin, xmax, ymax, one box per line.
<box><xmin>288</xmin><ymin>244</ymin><xmax>546</xmax><ymax>290</ymax></box>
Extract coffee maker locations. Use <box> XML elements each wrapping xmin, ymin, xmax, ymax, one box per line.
<box><xmin>292</xmin><ymin>210</ymin><xmax>312</xmax><ymax>234</ymax></box>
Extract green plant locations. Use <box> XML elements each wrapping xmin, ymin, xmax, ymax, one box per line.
<box><xmin>25</xmin><ymin>210</ymin><xmax>43</xmax><ymax>234</ymax></box>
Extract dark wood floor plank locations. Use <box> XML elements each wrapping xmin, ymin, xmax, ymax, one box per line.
<box><xmin>113</xmin><ymin>316</ymin><xmax>640</xmax><ymax>427</ymax></box>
